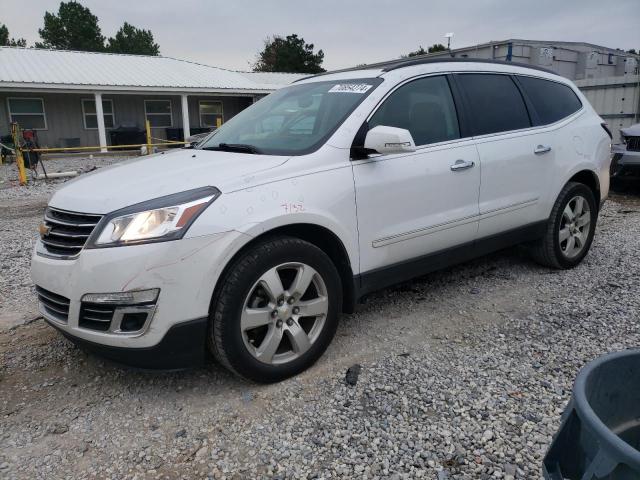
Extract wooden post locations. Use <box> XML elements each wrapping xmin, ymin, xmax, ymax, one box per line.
<box><xmin>10</xmin><ymin>123</ymin><xmax>27</xmax><ymax>185</ymax></box>
<box><xmin>145</xmin><ymin>119</ymin><xmax>152</xmax><ymax>155</ymax></box>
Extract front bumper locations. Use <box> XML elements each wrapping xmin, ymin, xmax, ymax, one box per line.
<box><xmin>31</xmin><ymin>230</ymin><xmax>246</xmax><ymax>356</ymax></box>
<box><xmin>611</xmin><ymin>145</ymin><xmax>640</xmax><ymax>172</ymax></box>
<box><xmin>47</xmin><ymin>316</ymin><xmax>208</xmax><ymax>369</ymax></box>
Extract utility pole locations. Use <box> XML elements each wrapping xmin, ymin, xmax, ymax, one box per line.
<box><xmin>445</xmin><ymin>32</ymin><xmax>454</xmax><ymax>57</ymax></box>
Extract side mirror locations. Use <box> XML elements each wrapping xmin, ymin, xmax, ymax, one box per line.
<box><xmin>364</xmin><ymin>125</ymin><xmax>416</xmax><ymax>155</ymax></box>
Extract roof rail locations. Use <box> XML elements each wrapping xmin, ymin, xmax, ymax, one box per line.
<box><xmin>294</xmin><ymin>57</ymin><xmax>557</xmax><ymax>83</ymax></box>
<box><xmin>381</xmin><ymin>57</ymin><xmax>557</xmax><ymax>74</ymax></box>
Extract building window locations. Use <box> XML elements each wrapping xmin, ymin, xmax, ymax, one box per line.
<box><xmin>7</xmin><ymin>98</ymin><xmax>47</xmax><ymax>130</ymax></box>
<box><xmin>82</xmin><ymin>99</ymin><xmax>115</xmax><ymax>129</ymax></box>
<box><xmin>199</xmin><ymin>100</ymin><xmax>223</xmax><ymax>127</ymax></box>
<box><xmin>144</xmin><ymin>99</ymin><xmax>173</xmax><ymax>127</ymax></box>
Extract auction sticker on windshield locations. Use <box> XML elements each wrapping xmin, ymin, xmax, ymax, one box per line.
<box><xmin>328</xmin><ymin>84</ymin><xmax>373</xmax><ymax>94</ymax></box>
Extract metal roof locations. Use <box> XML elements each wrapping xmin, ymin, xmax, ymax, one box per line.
<box><xmin>0</xmin><ymin>47</ymin><xmax>304</xmax><ymax>93</ymax></box>
<box><xmin>239</xmin><ymin>71</ymin><xmax>306</xmax><ymax>86</ymax></box>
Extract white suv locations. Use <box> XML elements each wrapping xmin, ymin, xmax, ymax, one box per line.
<box><xmin>31</xmin><ymin>59</ymin><xmax>611</xmax><ymax>382</ymax></box>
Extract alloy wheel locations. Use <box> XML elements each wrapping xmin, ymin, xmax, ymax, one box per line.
<box><xmin>240</xmin><ymin>262</ymin><xmax>328</xmax><ymax>365</ymax></box>
<box><xmin>559</xmin><ymin>195</ymin><xmax>591</xmax><ymax>259</ymax></box>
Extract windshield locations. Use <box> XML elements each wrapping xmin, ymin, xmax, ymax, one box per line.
<box><xmin>198</xmin><ymin>78</ymin><xmax>382</xmax><ymax>155</ymax></box>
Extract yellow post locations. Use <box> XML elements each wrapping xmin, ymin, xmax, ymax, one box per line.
<box><xmin>216</xmin><ymin>117</ymin><xmax>222</xmax><ymax>129</ymax></box>
<box><xmin>145</xmin><ymin>119</ymin><xmax>152</xmax><ymax>155</ymax></box>
<box><xmin>10</xmin><ymin>123</ymin><xmax>27</xmax><ymax>186</ymax></box>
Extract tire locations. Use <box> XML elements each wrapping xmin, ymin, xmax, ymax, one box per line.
<box><xmin>610</xmin><ymin>153</ymin><xmax>622</xmax><ymax>178</ymax></box>
<box><xmin>208</xmin><ymin>236</ymin><xmax>342</xmax><ymax>383</ymax></box>
<box><xmin>609</xmin><ymin>154</ymin><xmax>624</xmax><ymax>192</ymax></box>
<box><xmin>530</xmin><ymin>182</ymin><xmax>598</xmax><ymax>269</ymax></box>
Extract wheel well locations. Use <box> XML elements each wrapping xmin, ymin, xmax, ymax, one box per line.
<box><xmin>568</xmin><ymin>170</ymin><xmax>600</xmax><ymax>208</ymax></box>
<box><xmin>215</xmin><ymin>224</ymin><xmax>356</xmax><ymax>314</ymax></box>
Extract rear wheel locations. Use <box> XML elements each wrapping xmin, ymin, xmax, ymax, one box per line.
<box><xmin>530</xmin><ymin>182</ymin><xmax>597</xmax><ymax>269</ymax></box>
<box><xmin>208</xmin><ymin>236</ymin><xmax>342</xmax><ymax>382</ymax></box>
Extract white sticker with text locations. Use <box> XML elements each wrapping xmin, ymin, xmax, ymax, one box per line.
<box><xmin>328</xmin><ymin>83</ymin><xmax>372</xmax><ymax>94</ymax></box>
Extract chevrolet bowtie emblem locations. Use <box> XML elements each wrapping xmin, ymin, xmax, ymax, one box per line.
<box><xmin>39</xmin><ymin>222</ymin><xmax>51</xmax><ymax>238</ymax></box>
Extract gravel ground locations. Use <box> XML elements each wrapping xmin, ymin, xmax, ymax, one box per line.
<box><xmin>0</xmin><ymin>156</ymin><xmax>133</xmax><ymax>323</ymax></box>
<box><xmin>0</xmin><ymin>169</ymin><xmax>639</xmax><ymax>479</ymax></box>
<box><xmin>0</xmin><ymin>155</ymin><xmax>129</xmax><ymax>201</ymax></box>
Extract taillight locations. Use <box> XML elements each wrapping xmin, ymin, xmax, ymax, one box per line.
<box><xmin>601</xmin><ymin>122</ymin><xmax>612</xmax><ymax>139</ymax></box>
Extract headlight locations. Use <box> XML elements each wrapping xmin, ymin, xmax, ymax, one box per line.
<box><xmin>89</xmin><ymin>186</ymin><xmax>220</xmax><ymax>248</ymax></box>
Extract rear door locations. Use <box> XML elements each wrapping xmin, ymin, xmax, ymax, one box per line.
<box><xmin>454</xmin><ymin>73</ymin><xmax>554</xmax><ymax>238</ymax></box>
<box><xmin>352</xmin><ymin>75</ymin><xmax>480</xmax><ymax>277</ymax></box>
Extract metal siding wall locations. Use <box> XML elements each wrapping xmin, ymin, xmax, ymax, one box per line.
<box><xmin>0</xmin><ymin>92</ymin><xmax>99</xmax><ymax>147</ymax></box>
<box><xmin>429</xmin><ymin>42</ymin><xmax>639</xmax><ymax>82</ymax></box>
<box><xmin>577</xmin><ymin>75</ymin><xmax>640</xmax><ymax>139</ymax></box>
<box><xmin>112</xmin><ymin>94</ymin><xmax>182</xmax><ymax>141</ymax></box>
<box><xmin>0</xmin><ymin>94</ymin><xmax>9</xmax><ymax>136</ymax></box>
<box><xmin>0</xmin><ymin>92</ymin><xmax>191</xmax><ymax>147</ymax></box>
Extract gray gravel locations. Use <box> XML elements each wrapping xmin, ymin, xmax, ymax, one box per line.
<box><xmin>0</xmin><ymin>156</ymin><xmax>132</xmax><ymax>324</ymax></box>
<box><xmin>1</xmin><ymin>175</ymin><xmax>639</xmax><ymax>479</ymax></box>
<box><xmin>0</xmin><ymin>155</ymin><xmax>130</xmax><ymax>201</ymax></box>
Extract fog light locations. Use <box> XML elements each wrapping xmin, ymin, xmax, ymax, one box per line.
<box><xmin>81</xmin><ymin>289</ymin><xmax>159</xmax><ymax>305</ymax></box>
<box><xmin>120</xmin><ymin>312</ymin><xmax>149</xmax><ymax>332</ymax></box>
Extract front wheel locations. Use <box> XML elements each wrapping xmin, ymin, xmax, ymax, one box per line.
<box><xmin>208</xmin><ymin>236</ymin><xmax>342</xmax><ymax>382</ymax></box>
<box><xmin>530</xmin><ymin>182</ymin><xmax>598</xmax><ymax>269</ymax></box>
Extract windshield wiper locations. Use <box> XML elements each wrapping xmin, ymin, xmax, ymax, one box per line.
<box><xmin>203</xmin><ymin>143</ymin><xmax>262</xmax><ymax>154</ymax></box>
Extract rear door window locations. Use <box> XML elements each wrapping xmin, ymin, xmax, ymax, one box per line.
<box><xmin>369</xmin><ymin>75</ymin><xmax>460</xmax><ymax>146</ymax></box>
<box><xmin>516</xmin><ymin>76</ymin><xmax>582</xmax><ymax>125</ymax></box>
<box><xmin>456</xmin><ymin>74</ymin><xmax>531</xmax><ymax>136</ymax></box>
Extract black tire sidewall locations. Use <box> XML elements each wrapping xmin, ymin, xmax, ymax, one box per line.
<box><xmin>211</xmin><ymin>238</ymin><xmax>342</xmax><ymax>383</ymax></box>
<box><xmin>552</xmin><ymin>184</ymin><xmax>597</xmax><ymax>268</ymax></box>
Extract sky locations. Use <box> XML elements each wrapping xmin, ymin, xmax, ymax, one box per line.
<box><xmin>2</xmin><ymin>0</ymin><xmax>639</xmax><ymax>71</ymax></box>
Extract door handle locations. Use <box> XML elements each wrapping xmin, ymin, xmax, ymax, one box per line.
<box><xmin>450</xmin><ymin>159</ymin><xmax>475</xmax><ymax>171</ymax></box>
<box><xmin>534</xmin><ymin>144</ymin><xmax>552</xmax><ymax>154</ymax></box>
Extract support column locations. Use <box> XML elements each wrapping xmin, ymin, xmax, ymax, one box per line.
<box><xmin>181</xmin><ymin>94</ymin><xmax>190</xmax><ymax>141</ymax></box>
<box><xmin>94</xmin><ymin>92</ymin><xmax>107</xmax><ymax>152</ymax></box>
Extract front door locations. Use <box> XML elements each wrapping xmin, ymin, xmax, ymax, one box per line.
<box><xmin>352</xmin><ymin>75</ymin><xmax>481</xmax><ymax>278</ymax></box>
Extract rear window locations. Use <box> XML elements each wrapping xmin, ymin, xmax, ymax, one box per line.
<box><xmin>456</xmin><ymin>74</ymin><xmax>531</xmax><ymax>136</ymax></box>
<box><xmin>516</xmin><ymin>76</ymin><xmax>582</xmax><ymax>125</ymax></box>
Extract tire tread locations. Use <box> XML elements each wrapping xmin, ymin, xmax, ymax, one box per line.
<box><xmin>530</xmin><ymin>181</ymin><xmax>595</xmax><ymax>269</ymax></box>
<box><xmin>208</xmin><ymin>236</ymin><xmax>340</xmax><ymax>382</ymax></box>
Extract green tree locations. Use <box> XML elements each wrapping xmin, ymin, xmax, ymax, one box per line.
<box><xmin>106</xmin><ymin>22</ymin><xmax>160</xmax><ymax>55</ymax></box>
<box><xmin>0</xmin><ymin>23</ymin><xmax>26</xmax><ymax>47</ymax></box>
<box><xmin>36</xmin><ymin>1</ymin><xmax>104</xmax><ymax>51</ymax></box>
<box><xmin>253</xmin><ymin>34</ymin><xmax>325</xmax><ymax>73</ymax></box>
<box><xmin>428</xmin><ymin>43</ymin><xmax>447</xmax><ymax>53</ymax></box>
<box><xmin>628</xmin><ymin>48</ymin><xmax>637</xmax><ymax>55</ymax></box>
<box><xmin>406</xmin><ymin>46</ymin><xmax>427</xmax><ymax>57</ymax></box>
<box><xmin>404</xmin><ymin>43</ymin><xmax>448</xmax><ymax>58</ymax></box>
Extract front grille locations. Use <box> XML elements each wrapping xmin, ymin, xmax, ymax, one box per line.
<box><xmin>41</xmin><ymin>207</ymin><xmax>102</xmax><ymax>258</ymax></box>
<box><xmin>36</xmin><ymin>286</ymin><xmax>70</xmax><ymax>323</ymax></box>
<box><xmin>626</xmin><ymin>136</ymin><xmax>640</xmax><ymax>152</ymax></box>
<box><xmin>79</xmin><ymin>303</ymin><xmax>115</xmax><ymax>331</ymax></box>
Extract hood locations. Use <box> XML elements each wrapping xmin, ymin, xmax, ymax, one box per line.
<box><xmin>621</xmin><ymin>123</ymin><xmax>640</xmax><ymax>137</ymax></box>
<box><xmin>49</xmin><ymin>149</ymin><xmax>289</xmax><ymax>214</ymax></box>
